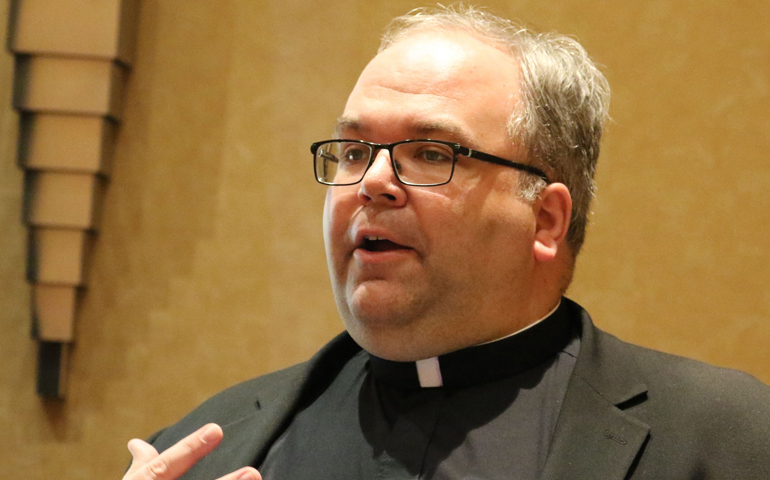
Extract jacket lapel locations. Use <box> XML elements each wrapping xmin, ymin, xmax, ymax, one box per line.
<box><xmin>541</xmin><ymin>300</ymin><xmax>650</xmax><ymax>480</ymax></box>
<box><xmin>183</xmin><ymin>332</ymin><xmax>362</xmax><ymax>479</ymax></box>
<box><xmin>188</xmin><ymin>368</ymin><xmax>308</xmax><ymax>479</ymax></box>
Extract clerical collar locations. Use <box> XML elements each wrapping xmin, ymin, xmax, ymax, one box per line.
<box><xmin>368</xmin><ymin>300</ymin><xmax>575</xmax><ymax>389</ymax></box>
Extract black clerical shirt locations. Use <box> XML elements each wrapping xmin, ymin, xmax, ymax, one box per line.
<box><xmin>259</xmin><ymin>304</ymin><xmax>580</xmax><ymax>479</ymax></box>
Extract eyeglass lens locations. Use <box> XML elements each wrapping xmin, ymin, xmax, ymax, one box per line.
<box><xmin>315</xmin><ymin>141</ymin><xmax>455</xmax><ymax>186</ymax></box>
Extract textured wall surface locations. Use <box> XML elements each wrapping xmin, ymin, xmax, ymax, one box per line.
<box><xmin>0</xmin><ymin>1</ymin><xmax>767</xmax><ymax>478</ymax></box>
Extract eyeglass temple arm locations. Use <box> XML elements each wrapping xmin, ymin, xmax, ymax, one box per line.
<box><xmin>459</xmin><ymin>147</ymin><xmax>550</xmax><ymax>184</ymax></box>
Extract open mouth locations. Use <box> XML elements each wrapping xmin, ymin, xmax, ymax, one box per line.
<box><xmin>359</xmin><ymin>236</ymin><xmax>410</xmax><ymax>252</ymax></box>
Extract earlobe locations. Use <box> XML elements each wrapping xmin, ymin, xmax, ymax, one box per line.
<box><xmin>532</xmin><ymin>183</ymin><xmax>572</xmax><ymax>262</ymax></box>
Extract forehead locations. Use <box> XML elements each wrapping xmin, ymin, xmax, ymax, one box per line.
<box><xmin>340</xmin><ymin>31</ymin><xmax>521</xmax><ymax>149</ymax></box>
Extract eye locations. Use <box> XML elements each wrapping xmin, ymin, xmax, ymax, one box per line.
<box><xmin>413</xmin><ymin>145</ymin><xmax>453</xmax><ymax>164</ymax></box>
<box><xmin>340</xmin><ymin>144</ymin><xmax>370</xmax><ymax>163</ymax></box>
<box><xmin>422</xmin><ymin>149</ymin><xmax>451</xmax><ymax>162</ymax></box>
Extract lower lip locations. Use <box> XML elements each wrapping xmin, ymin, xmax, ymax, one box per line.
<box><xmin>353</xmin><ymin>248</ymin><xmax>415</xmax><ymax>264</ymax></box>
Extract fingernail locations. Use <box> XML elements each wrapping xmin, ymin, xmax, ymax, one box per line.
<box><xmin>201</xmin><ymin>424</ymin><xmax>220</xmax><ymax>443</ymax></box>
<box><xmin>238</xmin><ymin>470</ymin><xmax>257</xmax><ymax>480</ymax></box>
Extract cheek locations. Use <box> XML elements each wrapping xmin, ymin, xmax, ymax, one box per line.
<box><xmin>323</xmin><ymin>190</ymin><xmax>344</xmax><ymax>263</ymax></box>
<box><xmin>323</xmin><ymin>188</ymin><xmax>358</xmax><ymax>261</ymax></box>
<box><xmin>443</xmin><ymin>183</ymin><xmax>535</xmax><ymax>262</ymax></box>
<box><xmin>483</xmin><ymin>194</ymin><xmax>535</xmax><ymax>237</ymax></box>
<box><xmin>414</xmin><ymin>188</ymin><xmax>485</xmax><ymax>269</ymax></box>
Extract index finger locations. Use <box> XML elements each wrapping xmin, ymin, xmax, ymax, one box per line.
<box><xmin>136</xmin><ymin>423</ymin><xmax>224</xmax><ymax>480</ymax></box>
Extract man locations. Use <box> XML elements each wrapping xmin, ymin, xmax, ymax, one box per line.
<box><xmin>123</xmin><ymin>6</ymin><xmax>770</xmax><ymax>480</ymax></box>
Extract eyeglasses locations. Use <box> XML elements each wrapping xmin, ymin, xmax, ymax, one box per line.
<box><xmin>311</xmin><ymin>139</ymin><xmax>550</xmax><ymax>187</ymax></box>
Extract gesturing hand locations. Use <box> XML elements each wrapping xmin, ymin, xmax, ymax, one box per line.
<box><xmin>123</xmin><ymin>423</ymin><xmax>261</xmax><ymax>480</ymax></box>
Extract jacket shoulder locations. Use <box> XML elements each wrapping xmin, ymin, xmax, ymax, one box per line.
<box><xmin>595</xmin><ymin>327</ymin><xmax>770</xmax><ymax>477</ymax></box>
<box><xmin>604</xmin><ymin>330</ymin><xmax>770</xmax><ymax>413</ymax></box>
<box><xmin>148</xmin><ymin>362</ymin><xmax>308</xmax><ymax>449</ymax></box>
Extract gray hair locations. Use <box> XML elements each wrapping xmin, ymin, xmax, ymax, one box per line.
<box><xmin>379</xmin><ymin>5</ymin><xmax>610</xmax><ymax>255</ymax></box>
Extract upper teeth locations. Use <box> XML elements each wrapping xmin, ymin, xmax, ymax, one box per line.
<box><xmin>365</xmin><ymin>236</ymin><xmax>385</xmax><ymax>241</ymax></box>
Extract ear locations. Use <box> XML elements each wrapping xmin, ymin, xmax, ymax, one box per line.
<box><xmin>533</xmin><ymin>183</ymin><xmax>572</xmax><ymax>263</ymax></box>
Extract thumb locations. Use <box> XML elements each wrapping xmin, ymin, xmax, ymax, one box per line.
<box><xmin>127</xmin><ymin>439</ymin><xmax>160</xmax><ymax>468</ymax></box>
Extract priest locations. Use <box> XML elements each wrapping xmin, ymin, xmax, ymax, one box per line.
<box><xmin>123</xmin><ymin>6</ymin><xmax>770</xmax><ymax>480</ymax></box>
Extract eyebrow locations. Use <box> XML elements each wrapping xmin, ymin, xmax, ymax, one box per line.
<box><xmin>333</xmin><ymin>116</ymin><xmax>476</xmax><ymax>147</ymax></box>
<box><xmin>333</xmin><ymin>117</ymin><xmax>362</xmax><ymax>138</ymax></box>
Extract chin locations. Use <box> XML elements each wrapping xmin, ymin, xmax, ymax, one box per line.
<box><xmin>346</xmin><ymin>327</ymin><xmax>420</xmax><ymax>361</ymax></box>
<box><xmin>345</xmin><ymin>283</ymin><xmax>415</xmax><ymax>325</ymax></box>
<box><xmin>343</xmin><ymin>310</ymin><xmax>455</xmax><ymax>362</ymax></box>
<box><xmin>336</xmin><ymin>282</ymin><xmax>438</xmax><ymax>359</ymax></box>
<box><xmin>340</xmin><ymin>307</ymin><xmax>418</xmax><ymax>360</ymax></box>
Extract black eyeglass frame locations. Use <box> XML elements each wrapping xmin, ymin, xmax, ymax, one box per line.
<box><xmin>311</xmin><ymin>139</ymin><xmax>550</xmax><ymax>187</ymax></box>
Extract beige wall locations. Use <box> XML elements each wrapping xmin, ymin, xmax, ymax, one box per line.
<box><xmin>0</xmin><ymin>1</ymin><xmax>768</xmax><ymax>478</ymax></box>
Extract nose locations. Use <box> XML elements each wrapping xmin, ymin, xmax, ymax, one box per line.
<box><xmin>358</xmin><ymin>148</ymin><xmax>407</xmax><ymax>206</ymax></box>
